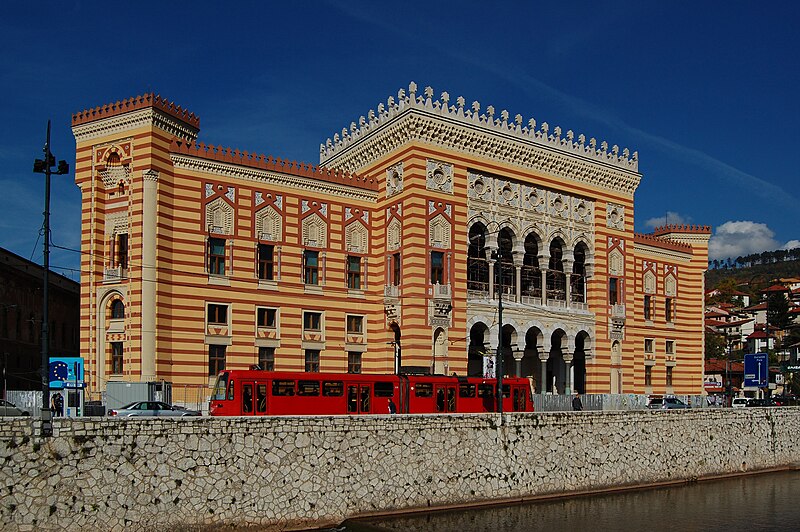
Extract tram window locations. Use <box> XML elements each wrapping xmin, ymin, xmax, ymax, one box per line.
<box><xmin>298</xmin><ymin>380</ymin><xmax>320</xmax><ymax>396</ymax></box>
<box><xmin>477</xmin><ymin>383</ymin><xmax>494</xmax><ymax>398</ymax></box>
<box><xmin>212</xmin><ymin>373</ymin><xmax>229</xmax><ymax>400</ymax></box>
<box><xmin>447</xmin><ymin>388</ymin><xmax>456</xmax><ymax>411</ymax></box>
<box><xmin>436</xmin><ymin>388</ymin><xmax>445</xmax><ymax>412</ymax></box>
<box><xmin>414</xmin><ymin>383</ymin><xmax>433</xmax><ymax>397</ymax></box>
<box><xmin>257</xmin><ymin>384</ymin><xmax>267</xmax><ymax>413</ymax></box>
<box><xmin>323</xmin><ymin>381</ymin><xmax>344</xmax><ymax>396</ymax></box>
<box><xmin>273</xmin><ymin>380</ymin><xmax>295</xmax><ymax>396</ymax></box>
<box><xmin>227</xmin><ymin>380</ymin><xmax>235</xmax><ymax>401</ymax></box>
<box><xmin>347</xmin><ymin>386</ymin><xmax>358</xmax><ymax>413</ymax></box>
<box><xmin>374</xmin><ymin>382</ymin><xmax>394</xmax><ymax>397</ymax></box>
<box><xmin>361</xmin><ymin>386</ymin><xmax>371</xmax><ymax>412</ymax></box>
<box><xmin>243</xmin><ymin>384</ymin><xmax>253</xmax><ymax>413</ymax></box>
<box><xmin>459</xmin><ymin>383</ymin><xmax>476</xmax><ymax>398</ymax></box>
<box><xmin>513</xmin><ymin>388</ymin><xmax>525</xmax><ymax>411</ymax></box>
<box><xmin>502</xmin><ymin>384</ymin><xmax>511</xmax><ymax>398</ymax></box>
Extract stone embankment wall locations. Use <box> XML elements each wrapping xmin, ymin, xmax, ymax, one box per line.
<box><xmin>2</xmin><ymin>409</ymin><xmax>800</xmax><ymax>531</ymax></box>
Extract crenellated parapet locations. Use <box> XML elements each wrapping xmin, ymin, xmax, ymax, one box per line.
<box><xmin>72</xmin><ymin>93</ymin><xmax>200</xmax><ymax>128</ymax></box>
<box><xmin>170</xmin><ymin>140</ymin><xmax>378</xmax><ymax>191</ymax></box>
<box><xmin>651</xmin><ymin>224</ymin><xmax>712</xmax><ymax>236</ymax></box>
<box><xmin>320</xmin><ymin>82</ymin><xmax>641</xmax><ymax>193</ymax></box>
<box><xmin>634</xmin><ymin>232</ymin><xmax>693</xmax><ymax>253</ymax></box>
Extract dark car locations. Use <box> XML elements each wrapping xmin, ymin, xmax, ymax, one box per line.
<box><xmin>0</xmin><ymin>399</ymin><xmax>29</xmax><ymax>416</ymax></box>
<box><xmin>746</xmin><ymin>398</ymin><xmax>777</xmax><ymax>407</ymax></box>
<box><xmin>647</xmin><ymin>396</ymin><xmax>691</xmax><ymax>410</ymax></box>
<box><xmin>108</xmin><ymin>401</ymin><xmax>201</xmax><ymax>417</ymax></box>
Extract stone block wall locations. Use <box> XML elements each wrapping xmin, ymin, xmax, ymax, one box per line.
<box><xmin>2</xmin><ymin>409</ymin><xmax>800</xmax><ymax>531</ymax></box>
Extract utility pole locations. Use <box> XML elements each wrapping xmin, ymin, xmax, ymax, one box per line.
<box><xmin>33</xmin><ymin>120</ymin><xmax>69</xmax><ymax>437</ymax></box>
<box><xmin>495</xmin><ymin>257</ymin><xmax>504</xmax><ymax>414</ymax></box>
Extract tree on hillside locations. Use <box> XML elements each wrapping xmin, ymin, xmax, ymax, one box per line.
<box><xmin>767</xmin><ymin>292</ymin><xmax>791</xmax><ymax>330</ymax></box>
<box><xmin>708</xmin><ymin>277</ymin><xmax>741</xmax><ymax>306</ymax></box>
<box><xmin>705</xmin><ymin>332</ymin><xmax>727</xmax><ymax>360</ymax></box>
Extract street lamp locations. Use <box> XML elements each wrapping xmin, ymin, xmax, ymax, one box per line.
<box><xmin>33</xmin><ymin>120</ymin><xmax>69</xmax><ymax>437</ymax></box>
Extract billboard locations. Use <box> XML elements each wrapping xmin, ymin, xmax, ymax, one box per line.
<box><xmin>743</xmin><ymin>353</ymin><xmax>768</xmax><ymax>388</ymax></box>
<box><xmin>49</xmin><ymin>357</ymin><xmax>85</xmax><ymax>389</ymax></box>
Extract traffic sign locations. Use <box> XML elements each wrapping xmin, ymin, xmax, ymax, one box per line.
<box><xmin>743</xmin><ymin>353</ymin><xmax>768</xmax><ymax>388</ymax></box>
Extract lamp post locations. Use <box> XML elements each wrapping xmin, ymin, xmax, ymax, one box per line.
<box><xmin>33</xmin><ymin>120</ymin><xmax>69</xmax><ymax>437</ymax></box>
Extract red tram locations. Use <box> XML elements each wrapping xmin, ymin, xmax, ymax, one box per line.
<box><xmin>209</xmin><ymin>370</ymin><xmax>534</xmax><ymax>416</ymax></box>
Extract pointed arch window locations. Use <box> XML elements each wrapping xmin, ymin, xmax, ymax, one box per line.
<box><xmin>547</xmin><ymin>240</ymin><xmax>566</xmax><ymax>301</ymax></box>
<box><xmin>467</xmin><ymin>224</ymin><xmax>489</xmax><ymax>293</ymax></box>
<box><xmin>494</xmin><ymin>228</ymin><xmax>515</xmax><ymax>297</ymax></box>
<box><xmin>571</xmin><ymin>245</ymin><xmax>587</xmax><ymax>303</ymax></box>
<box><xmin>521</xmin><ymin>233</ymin><xmax>541</xmax><ymax>298</ymax></box>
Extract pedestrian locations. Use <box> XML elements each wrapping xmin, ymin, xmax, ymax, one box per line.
<box><xmin>572</xmin><ymin>393</ymin><xmax>583</xmax><ymax>411</ymax></box>
<box><xmin>388</xmin><ymin>398</ymin><xmax>397</xmax><ymax>414</ymax></box>
<box><xmin>53</xmin><ymin>394</ymin><xmax>64</xmax><ymax>417</ymax></box>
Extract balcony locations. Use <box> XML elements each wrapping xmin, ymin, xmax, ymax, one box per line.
<box><xmin>611</xmin><ymin>304</ymin><xmax>626</xmax><ymax>319</ymax></box>
<box><xmin>432</xmin><ymin>283</ymin><xmax>451</xmax><ymax>299</ymax></box>
<box><xmin>384</xmin><ymin>285</ymin><xmax>400</xmax><ymax>298</ymax></box>
<box><xmin>103</xmin><ymin>266</ymin><xmax>125</xmax><ymax>283</ymax></box>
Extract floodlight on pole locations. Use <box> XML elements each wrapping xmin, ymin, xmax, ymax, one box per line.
<box><xmin>33</xmin><ymin>120</ymin><xmax>69</xmax><ymax>438</ymax></box>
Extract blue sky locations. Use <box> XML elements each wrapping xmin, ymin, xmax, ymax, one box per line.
<box><xmin>1</xmin><ymin>1</ymin><xmax>798</xmax><ymax>281</ymax></box>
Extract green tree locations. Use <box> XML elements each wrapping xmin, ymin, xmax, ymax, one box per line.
<box><xmin>705</xmin><ymin>332</ymin><xmax>727</xmax><ymax>360</ymax></box>
<box><xmin>767</xmin><ymin>292</ymin><xmax>790</xmax><ymax>330</ymax></box>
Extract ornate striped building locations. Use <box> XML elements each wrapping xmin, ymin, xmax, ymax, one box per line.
<box><xmin>72</xmin><ymin>83</ymin><xmax>710</xmax><ymax>403</ymax></box>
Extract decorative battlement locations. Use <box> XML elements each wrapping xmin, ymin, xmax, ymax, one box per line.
<box><xmin>320</xmin><ymin>82</ymin><xmax>639</xmax><ymax>179</ymax></box>
<box><xmin>634</xmin><ymin>232</ymin><xmax>693</xmax><ymax>253</ymax></box>
<box><xmin>171</xmin><ymin>140</ymin><xmax>378</xmax><ymax>191</ymax></box>
<box><xmin>72</xmin><ymin>93</ymin><xmax>200</xmax><ymax>128</ymax></box>
<box><xmin>651</xmin><ymin>224</ymin><xmax>712</xmax><ymax>236</ymax></box>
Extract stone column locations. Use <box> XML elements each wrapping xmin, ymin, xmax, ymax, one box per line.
<box><xmin>140</xmin><ymin>169</ymin><xmax>158</xmax><ymax>383</ymax></box>
<box><xmin>539</xmin><ymin>352</ymin><xmax>550</xmax><ymax>394</ymax></box>
<box><xmin>564</xmin><ymin>355</ymin><xmax>574</xmax><ymax>395</ymax></box>
<box><xmin>513</xmin><ymin>349</ymin><xmax>524</xmax><ymax>377</ymax></box>
<box><xmin>488</xmin><ymin>258</ymin><xmax>496</xmax><ymax>300</ymax></box>
<box><xmin>514</xmin><ymin>256</ymin><xmax>524</xmax><ymax>302</ymax></box>
<box><xmin>563</xmin><ymin>258</ymin><xmax>573</xmax><ymax>306</ymax></box>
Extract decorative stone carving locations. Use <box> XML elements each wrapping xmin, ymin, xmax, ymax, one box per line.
<box><xmin>429</xmin><ymin>215</ymin><xmax>451</xmax><ymax>249</ymax></box>
<box><xmin>345</xmin><ymin>221</ymin><xmax>368</xmax><ymax>254</ymax></box>
<box><xmin>665</xmin><ymin>275</ymin><xmax>677</xmax><ymax>297</ymax></box>
<box><xmin>255</xmin><ymin>206</ymin><xmax>282</xmax><ymax>241</ymax></box>
<box><xmin>386</xmin><ymin>162</ymin><xmax>403</xmax><ymax>197</ymax></box>
<box><xmin>205</xmin><ymin>197</ymin><xmax>233</xmax><ymax>235</ymax></box>
<box><xmin>607</xmin><ymin>203</ymin><xmax>625</xmax><ymax>230</ymax></box>
<box><xmin>609</xmin><ymin>249</ymin><xmax>624</xmax><ymax>276</ymax></box>
<box><xmin>426</xmin><ymin>159</ymin><xmax>453</xmax><ymax>194</ymax></box>
<box><xmin>387</xmin><ymin>218</ymin><xmax>402</xmax><ymax>251</ymax></box>
<box><xmin>644</xmin><ymin>271</ymin><xmax>656</xmax><ymax>294</ymax></box>
<box><xmin>302</xmin><ymin>213</ymin><xmax>327</xmax><ymax>248</ymax></box>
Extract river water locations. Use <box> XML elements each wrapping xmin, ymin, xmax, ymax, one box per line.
<box><xmin>339</xmin><ymin>470</ymin><xmax>800</xmax><ymax>532</ymax></box>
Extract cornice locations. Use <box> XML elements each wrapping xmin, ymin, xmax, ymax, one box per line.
<box><xmin>320</xmin><ymin>82</ymin><xmax>641</xmax><ymax>195</ymax></box>
<box><xmin>72</xmin><ymin>108</ymin><xmax>199</xmax><ymax>143</ymax></box>
<box><xmin>171</xmin><ymin>154</ymin><xmax>378</xmax><ymax>203</ymax></box>
<box><xmin>633</xmin><ymin>240</ymin><xmax>693</xmax><ymax>263</ymax></box>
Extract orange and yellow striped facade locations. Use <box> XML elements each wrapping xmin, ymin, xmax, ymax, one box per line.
<box><xmin>72</xmin><ymin>87</ymin><xmax>709</xmax><ymax>403</ymax></box>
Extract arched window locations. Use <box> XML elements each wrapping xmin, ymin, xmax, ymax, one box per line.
<box><xmin>467</xmin><ymin>224</ymin><xmax>489</xmax><ymax>294</ymax></box>
<box><xmin>521</xmin><ymin>233</ymin><xmax>541</xmax><ymax>299</ymax></box>
<box><xmin>547</xmin><ymin>239</ymin><xmax>566</xmax><ymax>300</ymax></box>
<box><xmin>571</xmin><ymin>244</ymin><xmax>587</xmax><ymax>303</ymax></box>
<box><xmin>494</xmin><ymin>228</ymin><xmax>515</xmax><ymax>297</ymax></box>
<box><xmin>110</xmin><ymin>300</ymin><xmax>125</xmax><ymax>320</ymax></box>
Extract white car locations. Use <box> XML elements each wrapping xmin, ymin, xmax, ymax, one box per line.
<box><xmin>731</xmin><ymin>397</ymin><xmax>748</xmax><ymax>409</ymax></box>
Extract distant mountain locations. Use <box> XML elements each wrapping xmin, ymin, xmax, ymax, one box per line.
<box><xmin>706</xmin><ymin>258</ymin><xmax>800</xmax><ymax>293</ymax></box>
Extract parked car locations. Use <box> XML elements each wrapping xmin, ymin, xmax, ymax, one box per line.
<box><xmin>108</xmin><ymin>401</ymin><xmax>201</xmax><ymax>417</ymax></box>
<box><xmin>0</xmin><ymin>399</ymin><xmax>29</xmax><ymax>416</ymax></box>
<box><xmin>647</xmin><ymin>396</ymin><xmax>691</xmax><ymax>410</ymax></box>
<box><xmin>731</xmin><ymin>397</ymin><xmax>748</xmax><ymax>409</ymax></box>
<box><xmin>746</xmin><ymin>398</ymin><xmax>777</xmax><ymax>407</ymax></box>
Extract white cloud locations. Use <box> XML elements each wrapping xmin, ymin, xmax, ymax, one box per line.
<box><xmin>643</xmin><ymin>211</ymin><xmax>690</xmax><ymax>230</ymax></box>
<box><xmin>783</xmin><ymin>240</ymin><xmax>800</xmax><ymax>250</ymax></box>
<box><xmin>708</xmin><ymin>221</ymin><xmax>780</xmax><ymax>260</ymax></box>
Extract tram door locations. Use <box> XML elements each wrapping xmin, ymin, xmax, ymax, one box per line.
<box><xmin>347</xmin><ymin>384</ymin><xmax>371</xmax><ymax>414</ymax></box>
<box><xmin>241</xmin><ymin>382</ymin><xmax>255</xmax><ymax>415</ymax></box>
<box><xmin>435</xmin><ymin>385</ymin><xmax>457</xmax><ymax>413</ymax></box>
<box><xmin>255</xmin><ymin>383</ymin><xmax>268</xmax><ymax>415</ymax></box>
<box><xmin>512</xmin><ymin>386</ymin><xmax>526</xmax><ymax>412</ymax></box>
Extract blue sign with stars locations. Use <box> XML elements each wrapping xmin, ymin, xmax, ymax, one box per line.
<box><xmin>49</xmin><ymin>357</ymin><xmax>85</xmax><ymax>389</ymax></box>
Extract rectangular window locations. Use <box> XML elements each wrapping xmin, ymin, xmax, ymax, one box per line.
<box><xmin>208</xmin><ymin>344</ymin><xmax>226</xmax><ymax>376</ymax></box>
<box><xmin>665</xmin><ymin>297</ymin><xmax>674</xmax><ymax>322</ymax></box>
<box><xmin>303</xmin><ymin>250</ymin><xmax>319</xmax><ymax>285</ymax></box>
<box><xmin>644</xmin><ymin>295</ymin><xmax>652</xmax><ymax>321</ymax></box>
<box><xmin>374</xmin><ymin>382</ymin><xmax>394</xmax><ymax>397</ymax></box>
<box><xmin>298</xmin><ymin>380</ymin><xmax>320</xmax><ymax>396</ymax></box>
<box><xmin>478</xmin><ymin>383</ymin><xmax>494</xmax><ymax>398</ymax></box>
<box><xmin>414</xmin><ymin>382</ymin><xmax>433</xmax><ymax>397</ymax></box>
<box><xmin>347</xmin><ymin>351</ymin><xmax>362</xmax><ymax>374</ymax></box>
<box><xmin>272</xmin><ymin>380</ymin><xmax>295</xmax><ymax>396</ymax></box>
<box><xmin>304</xmin><ymin>349</ymin><xmax>320</xmax><ymax>372</ymax></box>
<box><xmin>111</xmin><ymin>342</ymin><xmax>123</xmax><ymax>374</ymax></box>
<box><xmin>117</xmin><ymin>233</ymin><xmax>129</xmax><ymax>269</ymax></box>
<box><xmin>430</xmin><ymin>251</ymin><xmax>444</xmax><ymax>284</ymax></box>
<box><xmin>666</xmin><ymin>340</ymin><xmax>675</xmax><ymax>355</ymax></box>
<box><xmin>258</xmin><ymin>346</ymin><xmax>275</xmax><ymax>371</ymax></box>
<box><xmin>645</xmin><ymin>338</ymin><xmax>654</xmax><ymax>353</ymax></box>
<box><xmin>459</xmin><ymin>383</ymin><xmax>476</xmax><ymax>398</ymax></box>
<box><xmin>257</xmin><ymin>244</ymin><xmax>274</xmax><ymax>280</ymax></box>
<box><xmin>392</xmin><ymin>252</ymin><xmax>401</xmax><ymax>286</ymax></box>
<box><xmin>303</xmin><ymin>312</ymin><xmax>322</xmax><ymax>331</ymax></box>
<box><xmin>257</xmin><ymin>308</ymin><xmax>277</xmax><ymax>328</ymax></box>
<box><xmin>645</xmin><ymin>365</ymin><xmax>652</xmax><ymax>387</ymax></box>
<box><xmin>323</xmin><ymin>381</ymin><xmax>344</xmax><ymax>396</ymax></box>
<box><xmin>666</xmin><ymin>366</ymin><xmax>673</xmax><ymax>387</ymax></box>
<box><xmin>347</xmin><ymin>256</ymin><xmax>361</xmax><ymax>289</ymax></box>
<box><xmin>346</xmin><ymin>315</ymin><xmax>363</xmax><ymax>334</ymax></box>
<box><xmin>207</xmin><ymin>303</ymin><xmax>228</xmax><ymax>325</ymax></box>
<box><xmin>208</xmin><ymin>237</ymin><xmax>226</xmax><ymax>275</ymax></box>
<box><xmin>609</xmin><ymin>277</ymin><xmax>619</xmax><ymax>305</ymax></box>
